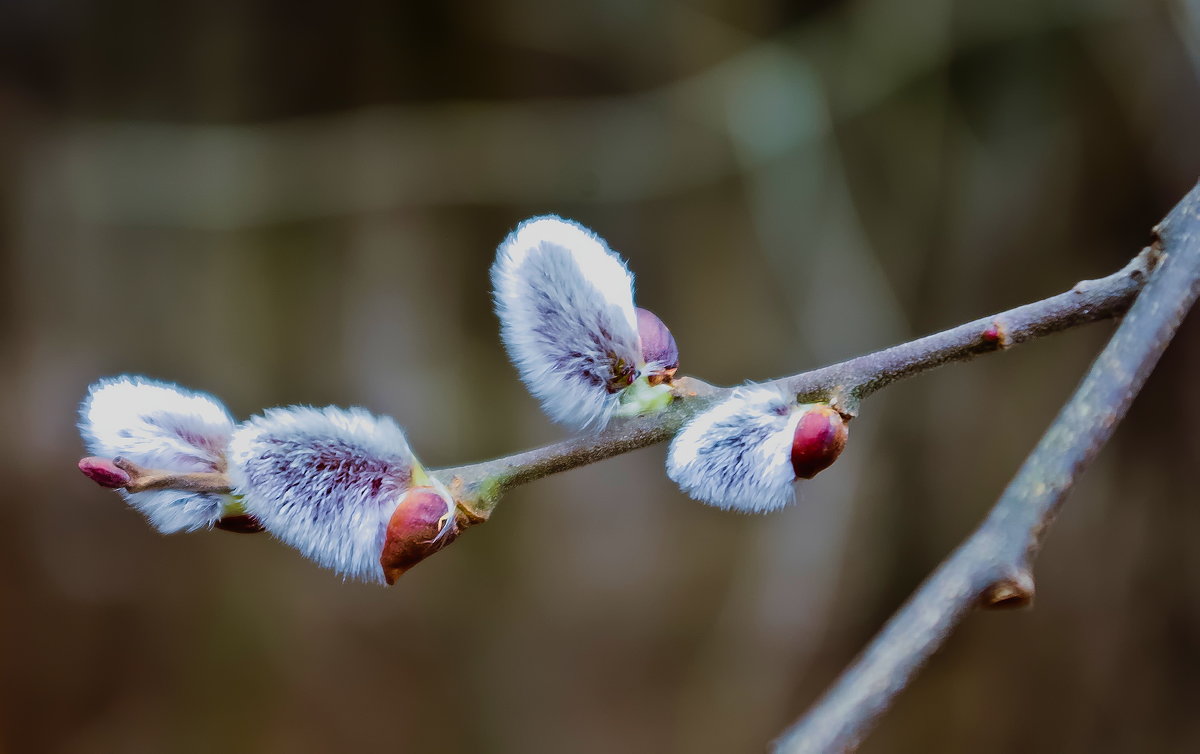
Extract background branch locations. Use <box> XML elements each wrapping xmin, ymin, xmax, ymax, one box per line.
<box><xmin>771</xmin><ymin>180</ymin><xmax>1200</xmax><ymax>754</ymax></box>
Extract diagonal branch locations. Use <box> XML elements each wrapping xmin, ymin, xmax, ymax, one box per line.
<box><xmin>435</xmin><ymin>248</ymin><xmax>1156</xmax><ymax>517</ymax></box>
<box><xmin>78</xmin><ymin>200</ymin><xmax>1170</xmax><ymax>615</ymax></box>
<box><xmin>93</xmin><ymin>251</ymin><xmax>1155</xmax><ymax>518</ymax></box>
<box><xmin>771</xmin><ymin>180</ymin><xmax>1200</xmax><ymax>754</ymax></box>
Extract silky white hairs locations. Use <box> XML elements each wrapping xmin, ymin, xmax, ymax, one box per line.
<box><xmin>79</xmin><ymin>375</ymin><xmax>236</xmax><ymax>532</ymax></box>
<box><xmin>667</xmin><ymin>385</ymin><xmax>805</xmax><ymax>513</ymax></box>
<box><xmin>492</xmin><ymin>215</ymin><xmax>644</xmax><ymax>430</ymax></box>
<box><xmin>227</xmin><ymin>405</ymin><xmax>427</xmax><ymax>583</ymax></box>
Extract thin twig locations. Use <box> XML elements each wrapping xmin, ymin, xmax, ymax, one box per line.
<box><xmin>76</xmin><ymin>456</ymin><xmax>262</xmax><ymax>533</ymax></box>
<box><xmin>772</xmin><ymin>180</ymin><xmax>1200</xmax><ymax>754</ymax></box>
<box><xmin>85</xmin><ymin>253</ymin><xmax>1152</xmax><ymax>514</ymax></box>
<box><xmin>435</xmin><ymin>250</ymin><xmax>1155</xmax><ymax>517</ymax></box>
<box><xmin>85</xmin><ymin>233</ymin><xmax>1159</xmax><ymax>550</ymax></box>
<box><xmin>78</xmin><ymin>456</ymin><xmax>233</xmax><ymax>494</ymax></box>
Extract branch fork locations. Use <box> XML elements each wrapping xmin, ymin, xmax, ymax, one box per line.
<box><xmin>773</xmin><ymin>181</ymin><xmax>1200</xmax><ymax>753</ymax></box>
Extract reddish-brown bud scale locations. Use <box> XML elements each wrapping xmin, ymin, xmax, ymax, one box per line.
<box><xmin>636</xmin><ymin>307</ymin><xmax>679</xmax><ymax>385</ymax></box>
<box><xmin>380</xmin><ymin>487</ymin><xmax>461</xmax><ymax>585</ymax></box>
<box><xmin>790</xmin><ymin>406</ymin><xmax>848</xmax><ymax>479</ymax></box>
<box><xmin>79</xmin><ymin>456</ymin><xmax>132</xmax><ymax>488</ymax></box>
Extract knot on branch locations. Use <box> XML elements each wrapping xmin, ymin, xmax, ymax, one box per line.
<box><xmin>980</xmin><ymin>321</ymin><xmax>1012</xmax><ymax>350</ymax></box>
<box><xmin>979</xmin><ymin>567</ymin><xmax>1035</xmax><ymax>610</ymax></box>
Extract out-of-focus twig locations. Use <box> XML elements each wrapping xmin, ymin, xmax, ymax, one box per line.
<box><xmin>772</xmin><ymin>180</ymin><xmax>1200</xmax><ymax>754</ymax></box>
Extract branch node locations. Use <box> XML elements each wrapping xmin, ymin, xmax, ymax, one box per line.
<box><xmin>111</xmin><ymin>456</ymin><xmax>146</xmax><ymax>476</ymax></box>
<box><xmin>671</xmin><ymin>375</ymin><xmax>720</xmax><ymax>399</ymax></box>
<box><xmin>980</xmin><ymin>321</ymin><xmax>1012</xmax><ymax>350</ymax></box>
<box><xmin>827</xmin><ymin>386</ymin><xmax>860</xmax><ymax>418</ymax></box>
<box><xmin>451</xmin><ymin>481</ymin><xmax>492</xmax><ymax>528</ymax></box>
<box><xmin>980</xmin><ymin>567</ymin><xmax>1035</xmax><ymax>610</ymax></box>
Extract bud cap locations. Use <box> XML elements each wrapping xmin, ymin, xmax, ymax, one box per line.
<box><xmin>636</xmin><ymin>307</ymin><xmax>679</xmax><ymax>384</ymax></box>
<box><xmin>790</xmin><ymin>405</ymin><xmax>848</xmax><ymax>479</ymax></box>
<box><xmin>379</xmin><ymin>486</ymin><xmax>459</xmax><ymax>585</ymax></box>
<box><xmin>78</xmin><ymin>456</ymin><xmax>132</xmax><ymax>488</ymax></box>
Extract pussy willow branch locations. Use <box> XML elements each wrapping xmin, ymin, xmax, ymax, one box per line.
<box><xmin>105</xmin><ymin>242</ymin><xmax>1156</xmax><ymax>526</ymax></box>
<box><xmin>94</xmin><ymin>185</ymin><xmax>1194</xmax><ymax>754</ymax></box>
<box><xmin>772</xmin><ymin>180</ymin><xmax>1200</xmax><ymax>754</ymax></box>
<box><xmin>437</xmin><ymin>248</ymin><xmax>1156</xmax><ymax>517</ymax></box>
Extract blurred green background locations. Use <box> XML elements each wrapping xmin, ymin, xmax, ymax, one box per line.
<box><xmin>2</xmin><ymin>1</ymin><xmax>1199</xmax><ymax>752</ymax></box>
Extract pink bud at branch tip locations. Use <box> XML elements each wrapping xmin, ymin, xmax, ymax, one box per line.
<box><xmin>636</xmin><ymin>307</ymin><xmax>679</xmax><ymax>385</ymax></box>
<box><xmin>78</xmin><ymin>456</ymin><xmax>131</xmax><ymax>488</ymax></box>
<box><xmin>380</xmin><ymin>488</ymin><xmax>462</xmax><ymax>585</ymax></box>
<box><xmin>791</xmin><ymin>406</ymin><xmax>849</xmax><ymax>480</ymax></box>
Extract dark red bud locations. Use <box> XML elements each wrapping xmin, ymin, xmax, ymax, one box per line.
<box><xmin>790</xmin><ymin>406</ymin><xmax>848</xmax><ymax>480</ymax></box>
<box><xmin>214</xmin><ymin>514</ymin><xmax>265</xmax><ymax>534</ymax></box>
<box><xmin>380</xmin><ymin>487</ymin><xmax>461</xmax><ymax>585</ymax></box>
<box><xmin>636</xmin><ymin>307</ymin><xmax>679</xmax><ymax>385</ymax></box>
<box><xmin>981</xmin><ymin>321</ymin><xmax>1010</xmax><ymax>348</ymax></box>
<box><xmin>79</xmin><ymin>456</ymin><xmax>131</xmax><ymax>488</ymax></box>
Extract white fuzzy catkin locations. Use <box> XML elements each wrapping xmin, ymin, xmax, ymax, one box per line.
<box><xmin>666</xmin><ymin>385</ymin><xmax>804</xmax><ymax>513</ymax></box>
<box><xmin>492</xmin><ymin>215</ymin><xmax>643</xmax><ymax>430</ymax></box>
<box><xmin>78</xmin><ymin>375</ymin><xmax>236</xmax><ymax>533</ymax></box>
<box><xmin>227</xmin><ymin>405</ymin><xmax>422</xmax><ymax>583</ymax></box>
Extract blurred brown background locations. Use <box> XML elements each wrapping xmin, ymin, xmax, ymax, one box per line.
<box><xmin>2</xmin><ymin>1</ymin><xmax>1200</xmax><ymax>752</ymax></box>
